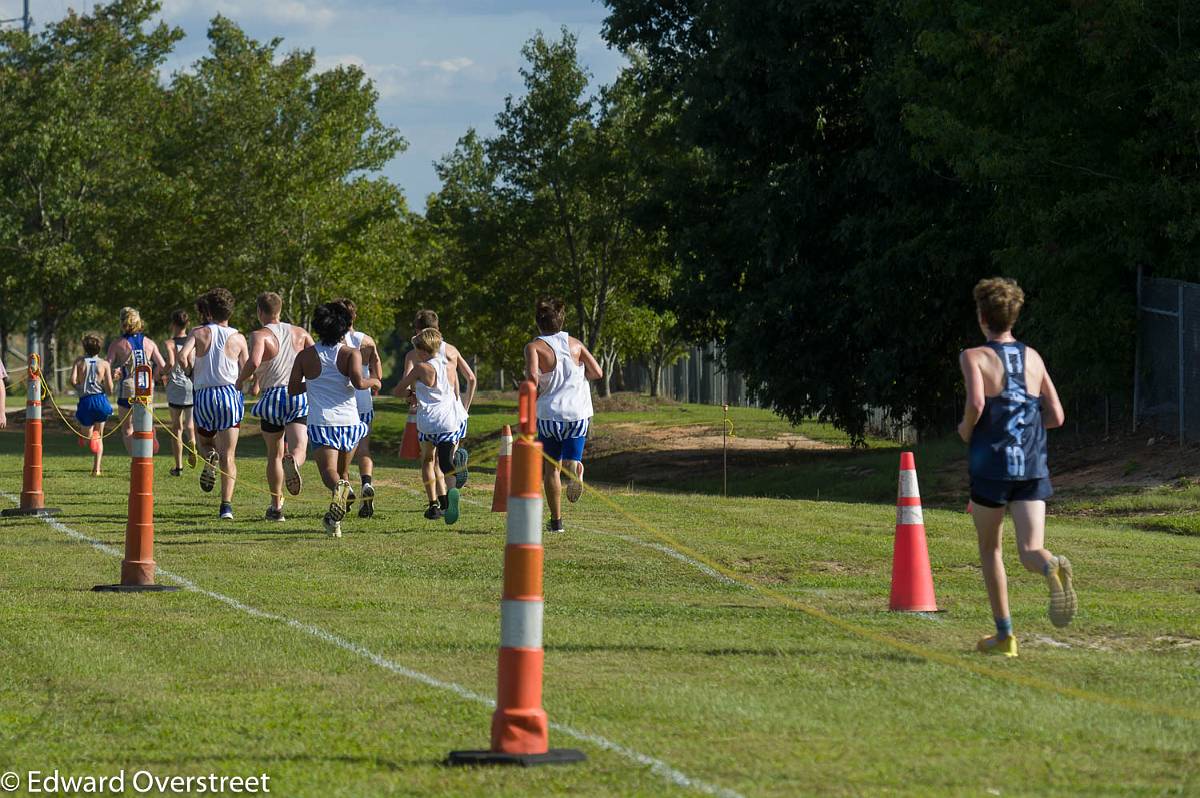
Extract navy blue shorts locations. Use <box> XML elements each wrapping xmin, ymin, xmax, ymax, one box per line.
<box><xmin>75</xmin><ymin>393</ymin><xmax>113</xmax><ymax>427</ymax></box>
<box><xmin>540</xmin><ymin>434</ymin><xmax>586</xmax><ymax>463</ymax></box>
<box><xmin>970</xmin><ymin>476</ymin><xmax>1053</xmax><ymax>508</ymax></box>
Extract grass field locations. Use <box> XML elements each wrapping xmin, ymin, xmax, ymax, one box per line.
<box><xmin>1</xmin><ymin>396</ymin><xmax>1198</xmax><ymax>797</ymax></box>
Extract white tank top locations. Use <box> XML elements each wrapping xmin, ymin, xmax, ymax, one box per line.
<box><xmin>415</xmin><ymin>353</ymin><xmax>465</xmax><ymax>434</ymax></box>
<box><xmin>536</xmin><ymin>331</ymin><xmax>593</xmax><ymax>422</ymax></box>
<box><xmin>193</xmin><ymin>324</ymin><xmax>241</xmax><ymax>389</ymax></box>
<box><xmin>342</xmin><ymin>330</ymin><xmax>373</xmax><ymax>414</ymax></box>
<box><xmin>255</xmin><ymin>322</ymin><xmax>299</xmax><ymax>390</ymax></box>
<box><xmin>307</xmin><ymin>343</ymin><xmax>360</xmax><ymax>426</ymax></box>
<box><xmin>82</xmin><ymin>356</ymin><xmax>104</xmax><ymax>396</ymax></box>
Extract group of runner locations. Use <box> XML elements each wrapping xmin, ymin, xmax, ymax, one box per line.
<box><xmin>61</xmin><ymin>289</ymin><xmax>602</xmax><ymax>539</ymax></box>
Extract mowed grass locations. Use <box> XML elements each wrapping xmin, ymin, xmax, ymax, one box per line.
<box><xmin>0</xmin><ymin>398</ymin><xmax>1197</xmax><ymax>797</ymax></box>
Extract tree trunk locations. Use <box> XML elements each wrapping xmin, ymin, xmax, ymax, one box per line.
<box><xmin>649</xmin><ymin>361</ymin><xmax>662</xmax><ymax>398</ymax></box>
<box><xmin>613</xmin><ymin>361</ymin><xmax>626</xmax><ymax>392</ymax></box>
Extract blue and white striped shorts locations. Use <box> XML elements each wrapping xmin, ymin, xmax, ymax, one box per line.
<box><xmin>194</xmin><ymin>385</ymin><xmax>245</xmax><ymax>434</ymax></box>
<box><xmin>359</xmin><ymin>410</ymin><xmax>374</xmax><ymax>427</ymax></box>
<box><xmin>308</xmin><ymin>422</ymin><xmax>369</xmax><ymax>452</ymax></box>
<box><xmin>252</xmin><ymin>386</ymin><xmax>309</xmax><ymax>428</ymax></box>
<box><xmin>537</xmin><ymin>418</ymin><xmax>590</xmax><ymax>441</ymax></box>
<box><xmin>418</xmin><ymin>419</ymin><xmax>468</xmax><ymax>445</ymax></box>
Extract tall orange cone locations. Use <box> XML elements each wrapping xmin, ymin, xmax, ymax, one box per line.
<box><xmin>2</xmin><ymin>354</ymin><xmax>60</xmax><ymax>517</ymax></box>
<box><xmin>448</xmin><ymin>382</ymin><xmax>584</xmax><ymax>767</ymax></box>
<box><xmin>889</xmin><ymin>451</ymin><xmax>938</xmax><ymax>612</ymax></box>
<box><xmin>94</xmin><ymin>365</ymin><xmax>178</xmax><ymax>594</ymax></box>
<box><xmin>491</xmin><ymin>425</ymin><xmax>512</xmax><ymax>513</ymax></box>
<box><xmin>399</xmin><ymin>409</ymin><xmax>421</xmax><ymax>460</ymax></box>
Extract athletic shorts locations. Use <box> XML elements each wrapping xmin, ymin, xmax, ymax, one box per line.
<box><xmin>117</xmin><ymin>397</ymin><xmax>132</xmax><ymax>409</ymax></box>
<box><xmin>969</xmin><ymin>476</ymin><xmax>1053</xmax><ymax>508</ymax></box>
<box><xmin>359</xmin><ymin>410</ymin><xmax>374</xmax><ymax>427</ymax></box>
<box><xmin>168</xmin><ymin>402</ymin><xmax>192</xmax><ymax>410</ymax></box>
<box><xmin>252</xmin><ymin>386</ymin><xmax>309</xmax><ymax>433</ymax></box>
<box><xmin>538</xmin><ymin>418</ymin><xmax>590</xmax><ymax>463</ymax></box>
<box><xmin>194</xmin><ymin>385</ymin><xmax>244</xmax><ymax>436</ymax></box>
<box><xmin>418</xmin><ymin>419</ymin><xmax>467</xmax><ymax>445</ymax></box>
<box><xmin>308</xmin><ymin>422</ymin><xmax>369</xmax><ymax>452</ymax></box>
<box><xmin>75</xmin><ymin>393</ymin><xmax>113</xmax><ymax>428</ymax></box>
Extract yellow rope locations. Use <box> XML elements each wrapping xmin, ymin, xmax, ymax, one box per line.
<box><xmin>515</xmin><ymin>431</ymin><xmax>1200</xmax><ymax>723</ymax></box>
<box><xmin>34</xmin><ymin>369</ymin><xmax>132</xmax><ymax>441</ymax></box>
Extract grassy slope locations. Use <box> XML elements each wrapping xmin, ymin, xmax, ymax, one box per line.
<box><xmin>0</xmin><ymin>398</ymin><xmax>1197</xmax><ymax>797</ymax></box>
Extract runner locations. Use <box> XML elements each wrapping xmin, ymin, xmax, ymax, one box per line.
<box><xmin>337</xmin><ymin>298</ymin><xmax>381</xmax><ymax>518</ymax></box>
<box><xmin>163</xmin><ymin>309</ymin><xmax>197</xmax><ymax>476</ymax></box>
<box><xmin>241</xmin><ymin>292</ymin><xmax>312</xmax><ymax>521</ymax></box>
<box><xmin>402</xmin><ymin>309</ymin><xmax>477</xmax><ymax>491</ymax></box>
<box><xmin>177</xmin><ymin>288</ymin><xmax>248</xmax><ymax>521</ymax></box>
<box><xmin>107</xmin><ymin>307</ymin><xmax>166</xmax><ymax>454</ymax></box>
<box><xmin>524</xmin><ymin>297</ymin><xmax>602</xmax><ymax>533</ymax></box>
<box><xmin>0</xmin><ymin>358</ymin><xmax>6</xmax><ymax>430</ymax></box>
<box><xmin>70</xmin><ymin>332</ymin><xmax>114</xmax><ymax>477</ymax></box>
<box><xmin>393</xmin><ymin>327</ymin><xmax>469</xmax><ymax>525</ymax></box>
<box><xmin>288</xmin><ymin>302</ymin><xmax>379</xmax><ymax>537</ymax></box>
<box><xmin>959</xmin><ymin>277</ymin><xmax>1076</xmax><ymax>657</ymax></box>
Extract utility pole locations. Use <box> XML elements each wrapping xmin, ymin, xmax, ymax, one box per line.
<box><xmin>1</xmin><ymin>0</ymin><xmax>30</xmax><ymax>33</ymax></box>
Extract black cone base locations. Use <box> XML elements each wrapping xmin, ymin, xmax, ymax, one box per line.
<box><xmin>447</xmin><ymin>749</ymin><xmax>586</xmax><ymax>767</ymax></box>
<box><xmin>92</xmin><ymin>584</ymin><xmax>181</xmax><ymax>593</ymax></box>
<box><xmin>2</xmin><ymin>507</ymin><xmax>61</xmax><ymax>517</ymax></box>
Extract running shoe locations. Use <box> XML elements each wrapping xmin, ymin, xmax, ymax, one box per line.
<box><xmin>453</xmin><ymin>448</ymin><xmax>469</xmax><ymax>488</ymax></box>
<box><xmin>548</xmin><ymin>518</ymin><xmax>565</xmax><ymax>533</ymax></box>
<box><xmin>323</xmin><ymin>513</ymin><xmax>342</xmax><ymax>538</ymax></box>
<box><xmin>976</xmin><ymin>634</ymin><xmax>1018</xmax><ymax>657</ymax></box>
<box><xmin>152</xmin><ymin>435</ymin><xmax>160</xmax><ymax>455</ymax></box>
<box><xmin>565</xmin><ymin>461</ymin><xmax>584</xmax><ymax>504</ymax></box>
<box><xmin>219</xmin><ymin>502</ymin><xmax>234</xmax><ymax>520</ymax></box>
<box><xmin>444</xmin><ymin>487</ymin><xmax>460</xmax><ymax>525</ymax></box>
<box><xmin>200</xmin><ymin>450</ymin><xmax>219</xmax><ymax>493</ymax></box>
<box><xmin>89</xmin><ymin>432</ymin><xmax>101</xmax><ymax>455</ymax></box>
<box><xmin>1046</xmin><ymin>555</ymin><xmax>1078</xmax><ymax>628</ymax></box>
<box><xmin>359</xmin><ymin>482</ymin><xmax>375</xmax><ymax>518</ymax></box>
<box><xmin>283</xmin><ymin>454</ymin><xmax>302</xmax><ymax>495</ymax></box>
<box><xmin>265</xmin><ymin>505</ymin><xmax>285</xmax><ymax>522</ymax></box>
<box><xmin>328</xmin><ymin>479</ymin><xmax>352</xmax><ymax>524</ymax></box>
<box><xmin>424</xmin><ymin>501</ymin><xmax>443</xmax><ymax>521</ymax></box>
<box><xmin>169</xmin><ymin>467</ymin><xmax>183</xmax><ymax>477</ymax></box>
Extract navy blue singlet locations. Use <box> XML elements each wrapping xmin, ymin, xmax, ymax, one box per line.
<box><xmin>967</xmin><ymin>341</ymin><xmax>1049</xmax><ymax>481</ymax></box>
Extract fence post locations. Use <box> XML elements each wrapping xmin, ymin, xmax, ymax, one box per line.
<box><xmin>1133</xmin><ymin>267</ymin><xmax>1142</xmax><ymax>433</ymax></box>
<box><xmin>1179</xmin><ymin>283</ymin><xmax>1185</xmax><ymax>447</ymax></box>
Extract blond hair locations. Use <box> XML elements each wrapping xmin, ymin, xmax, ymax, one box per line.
<box><xmin>120</xmin><ymin>307</ymin><xmax>144</xmax><ymax>334</ymax></box>
<box><xmin>973</xmin><ymin>277</ymin><xmax>1025</xmax><ymax>334</ymax></box>
<box><xmin>414</xmin><ymin>327</ymin><xmax>443</xmax><ymax>354</ymax></box>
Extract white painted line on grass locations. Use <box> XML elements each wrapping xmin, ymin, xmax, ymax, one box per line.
<box><xmin>2</xmin><ymin>492</ymin><xmax>744</xmax><ymax>798</ymax></box>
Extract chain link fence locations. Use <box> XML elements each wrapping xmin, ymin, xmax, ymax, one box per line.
<box><xmin>1134</xmin><ymin>274</ymin><xmax>1200</xmax><ymax>442</ymax></box>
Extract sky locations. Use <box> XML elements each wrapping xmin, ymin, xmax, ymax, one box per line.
<box><xmin>7</xmin><ymin>0</ymin><xmax>628</xmax><ymax>210</ymax></box>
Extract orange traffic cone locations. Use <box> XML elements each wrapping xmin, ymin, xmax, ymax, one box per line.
<box><xmin>94</xmin><ymin>365</ymin><xmax>177</xmax><ymax>594</ymax></box>
<box><xmin>399</xmin><ymin>410</ymin><xmax>420</xmax><ymax>460</ymax></box>
<box><xmin>448</xmin><ymin>381</ymin><xmax>584</xmax><ymax>767</ymax></box>
<box><xmin>889</xmin><ymin>451</ymin><xmax>938</xmax><ymax>612</ymax></box>
<box><xmin>492</xmin><ymin>425</ymin><xmax>512</xmax><ymax>513</ymax></box>
<box><xmin>2</xmin><ymin>354</ymin><xmax>60</xmax><ymax>518</ymax></box>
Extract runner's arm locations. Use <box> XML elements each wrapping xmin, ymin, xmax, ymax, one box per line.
<box><xmin>345</xmin><ymin>349</ymin><xmax>381</xmax><ymax>391</ymax></box>
<box><xmin>958</xmin><ymin>350</ymin><xmax>985</xmax><ymax>443</ymax></box>
<box><xmin>1040</xmin><ymin>369</ymin><xmax>1066</xmax><ymax>429</ymax></box>
<box><xmin>100</xmin><ymin>361</ymin><xmax>114</xmax><ymax>394</ymax></box>
<box><xmin>392</xmin><ymin>364</ymin><xmax>425</xmax><ymax>395</ymax></box>
<box><xmin>577</xmin><ymin>341</ymin><xmax>603</xmax><ymax>381</ymax></box>
<box><xmin>288</xmin><ymin>350</ymin><xmax>312</xmax><ymax>396</ymax></box>
<box><xmin>71</xmin><ymin>358</ymin><xmax>84</xmax><ymax>388</ymax></box>
<box><xmin>236</xmin><ymin>331</ymin><xmax>266</xmax><ymax>387</ymax></box>
<box><xmin>524</xmin><ymin>342</ymin><xmax>540</xmax><ymax>384</ymax></box>
<box><xmin>451</xmin><ymin>346</ymin><xmax>477</xmax><ymax>410</ymax></box>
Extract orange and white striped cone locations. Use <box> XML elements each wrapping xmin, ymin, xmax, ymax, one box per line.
<box><xmin>2</xmin><ymin>354</ymin><xmax>60</xmax><ymax>517</ymax></box>
<box><xmin>399</xmin><ymin>410</ymin><xmax>421</xmax><ymax>460</ymax></box>
<box><xmin>448</xmin><ymin>381</ymin><xmax>584</xmax><ymax>767</ymax></box>
<box><xmin>491</xmin><ymin>425</ymin><xmax>512</xmax><ymax>513</ymax></box>
<box><xmin>94</xmin><ymin>365</ymin><xmax>178</xmax><ymax>594</ymax></box>
<box><xmin>889</xmin><ymin>451</ymin><xmax>938</xmax><ymax>612</ymax></box>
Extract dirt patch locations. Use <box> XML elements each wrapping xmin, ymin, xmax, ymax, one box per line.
<box><xmin>606</xmin><ymin>423</ymin><xmax>836</xmax><ymax>453</ymax></box>
<box><xmin>592</xmin><ymin>394</ymin><xmax>681</xmax><ymax>413</ymax></box>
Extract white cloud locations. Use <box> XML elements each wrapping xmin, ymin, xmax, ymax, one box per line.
<box><xmin>261</xmin><ymin>0</ymin><xmax>336</xmax><ymax>28</ymax></box>
<box><xmin>158</xmin><ymin>0</ymin><xmax>334</xmax><ymax>28</ymax></box>
<box><xmin>418</xmin><ymin>57</ymin><xmax>474</xmax><ymax>73</ymax></box>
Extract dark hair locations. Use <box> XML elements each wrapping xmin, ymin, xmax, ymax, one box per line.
<box><xmin>257</xmin><ymin>291</ymin><xmax>282</xmax><ymax>318</ymax></box>
<box><xmin>170</xmin><ymin>309</ymin><xmax>189</xmax><ymax>330</ymax></box>
<box><xmin>535</xmin><ymin>297</ymin><xmax>565</xmax><ymax>334</ymax></box>
<box><xmin>81</xmin><ymin>332</ymin><xmax>104</xmax><ymax>356</ymax></box>
<box><xmin>312</xmin><ymin>302</ymin><xmax>353</xmax><ymax>345</ymax></box>
<box><xmin>414</xmin><ymin>309</ymin><xmax>438</xmax><ymax>330</ymax></box>
<box><xmin>206</xmin><ymin>288</ymin><xmax>235</xmax><ymax>322</ymax></box>
<box><xmin>195</xmin><ymin>294</ymin><xmax>211</xmax><ymax>323</ymax></box>
<box><xmin>336</xmin><ymin>298</ymin><xmax>358</xmax><ymax>323</ymax></box>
